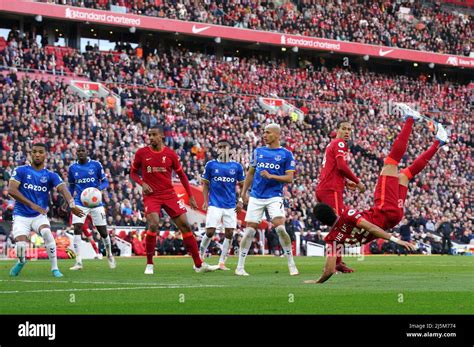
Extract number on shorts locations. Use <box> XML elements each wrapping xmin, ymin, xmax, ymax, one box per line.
<box><xmin>178</xmin><ymin>200</ymin><xmax>186</xmax><ymax>210</ymax></box>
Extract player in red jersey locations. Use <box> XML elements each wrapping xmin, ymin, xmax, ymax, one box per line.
<box><xmin>316</xmin><ymin>121</ymin><xmax>366</xmax><ymax>273</ymax></box>
<box><xmin>130</xmin><ymin>125</ymin><xmax>218</xmax><ymax>274</ymax></box>
<box><xmin>306</xmin><ymin>105</ymin><xmax>448</xmax><ymax>283</ymax></box>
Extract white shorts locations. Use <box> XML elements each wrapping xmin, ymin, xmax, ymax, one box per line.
<box><xmin>12</xmin><ymin>214</ymin><xmax>50</xmax><ymax>239</ymax></box>
<box><xmin>72</xmin><ymin>205</ymin><xmax>107</xmax><ymax>226</ymax></box>
<box><xmin>205</xmin><ymin>206</ymin><xmax>237</xmax><ymax>229</ymax></box>
<box><xmin>245</xmin><ymin>196</ymin><xmax>285</xmax><ymax>224</ymax></box>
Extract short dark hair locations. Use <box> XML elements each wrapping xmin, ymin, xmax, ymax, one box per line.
<box><xmin>149</xmin><ymin>125</ymin><xmax>164</xmax><ymax>134</ymax></box>
<box><xmin>337</xmin><ymin>120</ymin><xmax>351</xmax><ymax>129</ymax></box>
<box><xmin>313</xmin><ymin>203</ymin><xmax>337</xmax><ymax>226</ymax></box>
<box><xmin>32</xmin><ymin>143</ymin><xmax>47</xmax><ymax>150</ymax></box>
<box><xmin>218</xmin><ymin>138</ymin><xmax>230</xmax><ymax>145</ymax></box>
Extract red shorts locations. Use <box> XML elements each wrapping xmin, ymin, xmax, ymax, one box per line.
<box><xmin>363</xmin><ymin>175</ymin><xmax>405</xmax><ymax>230</ymax></box>
<box><xmin>144</xmin><ymin>194</ymin><xmax>187</xmax><ymax>219</ymax></box>
<box><xmin>316</xmin><ymin>189</ymin><xmax>345</xmax><ymax>216</ymax></box>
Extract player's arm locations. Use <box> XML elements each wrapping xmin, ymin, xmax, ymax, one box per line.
<box><xmin>173</xmin><ymin>154</ymin><xmax>197</xmax><ymax>209</ymax></box>
<box><xmin>8</xmin><ymin>179</ymin><xmax>47</xmax><ymax>215</ymax></box>
<box><xmin>261</xmin><ymin>170</ymin><xmax>294</xmax><ymax>183</ymax></box>
<box><xmin>201</xmin><ymin>179</ymin><xmax>209</xmax><ymax>211</ymax></box>
<box><xmin>56</xmin><ymin>183</ymin><xmax>85</xmax><ymax>217</ymax></box>
<box><xmin>97</xmin><ymin>163</ymin><xmax>109</xmax><ymax>191</ymax></box>
<box><xmin>315</xmin><ymin>255</ymin><xmax>338</xmax><ymax>284</ymax></box>
<box><xmin>130</xmin><ymin>151</ymin><xmax>152</xmax><ymax>195</ymax></box>
<box><xmin>335</xmin><ymin>144</ymin><xmax>365</xmax><ymax>193</ymax></box>
<box><xmin>357</xmin><ymin>218</ymin><xmax>415</xmax><ymax>251</ymax></box>
<box><xmin>240</xmin><ymin>166</ymin><xmax>255</xmax><ymax>205</ymax></box>
<box><xmin>67</xmin><ymin>166</ymin><xmax>75</xmax><ymax>196</ymax></box>
<box><xmin>236</xmin><ymin>180</ymin><xmax>244</xmax><ymax>213</ymax></box>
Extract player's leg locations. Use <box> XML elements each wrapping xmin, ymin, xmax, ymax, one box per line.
<box><xmin>34</xmin><ymin>216</ymin><xmax>63</xmax><ymax>278</ymax></box>
<box><xmin>172</xmin><ymin>212</ymin><xmax>218</xmax><ymax>273</ymax></box>
<box><xmin>237</xmin><ymin>197</ymin><xmax>265</xmax><ymax>276</ymax></box>
<box><xmin>400</xmin><ymin>140</ymin><xmax>442</xmax><ymax>183</ymax></box>
<box><xmin>9</xmin><ymin>216</ymin><xmax>31</xmax><ymax>276</ymax></box>
<box><xmin>70</xmin><ymin>223</ymin><xmax>85</xmax><ymax>270</ymax></box>
<box><xmin>268</xmin><ymin>197</ymin><xmax>298</xmax><ymax>276</ymax></box>
<box><xmin>70</xmin><ymin>206</ymin><xmax>88</xmax><ymax>270</ymax></box>
<box><xmin>200</xmin><ymin>227</ymin><xmax>216</xmax><ymax>259</ymax></box>
<box><xmin>200</xmin><ymin>206</ymin><xmax>221</xmax><ymax>259</ymax></box>
<box><xmin>144</xmin><ymin>212</ymin><xmax>160</xmax><ymax>274</ymax></box>
<box><xmin>217</xmin><ymin>228</ymin><xmax>234</xmax><ymax>270</ymax></box>
<box><xmin>91</xmin><ymin>206</ymin><xmax>116</xmax><ymax>269</ymax></box>
<box><xmin>217</xmin><ymin>208</ymin><xmax>236</xmax><ymax>270</ymax></box>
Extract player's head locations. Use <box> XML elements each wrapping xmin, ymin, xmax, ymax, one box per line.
<box><xmin>217</xmin><ymin>138</ymin><xmax>231</xmax><ymax>162</ymax></box>
<box><xmin>77</xmin><ymin>145</ymin><xmax>88</xmax><ymax>162</ymax></box>
<box><xmin>148</xmin><ymin>125</ymin><xmax>164</xmax><ymax>148</ymax></box>
<box><xmin>263</xmin><ymin>123</ymin><xmax>281</xmax><ymax>145</ymax></box>
<box><xmin>31</xmin><ymin>143</ymin><xmax>47</xmax><ymax>166</ymax></box>
<box><xmin>336</xmin><ymin>121</ymin><xmax>352</xmax><ymax>141</ymax></box>
<box><xmin>313</xmin><ymin>203</ymin><xmax>338</xmax><ymax>226</ymax></box>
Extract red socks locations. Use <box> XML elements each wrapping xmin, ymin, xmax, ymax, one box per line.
<box><xmin>145</xmin><ymin>231</ymin><xmax>157</xmax><ymax>265</ymax></box>
<box><xmin>336</xmin><ymin>256</ymin><xmax>342</xmax><ymax>265</ymax></box>
<box><xmin>182</xmin><ymin>232</ymin><xmax>203</xmax><ymax>268</ymax></box>
<box><xmin>90</xmin><ymin>239</ymin><xmax>99</xmax><ymax>254</ymax></box>
<box><xmin>402</xmin><ymin>141</ymin><xmax>440</xmax><ymax>179</ymax></box>
<box><xmin>385</xmin><ymin>118</ymin><xmax>414</xmax><ymax>165</ymax></box>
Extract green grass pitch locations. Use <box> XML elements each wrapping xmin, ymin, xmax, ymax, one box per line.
<box><xmin>0</xmin><ymin>255</ymin><xmax>472</xmax><ymax>314</ymax></box>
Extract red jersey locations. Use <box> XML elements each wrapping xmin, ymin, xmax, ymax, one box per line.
<box><xmin>317</xmin><ymin>138</ymin><xmax>349</xmax><ymax>192</ymax></box>
<box><xmin>131</xmin><ymin>146</ymin><xmax>182</xmax><ymax>197</ymax></box>
<box><xmin>324</xmin><ymin>208</ymin><xmax>376</xmax><ymax>246</ymax></box>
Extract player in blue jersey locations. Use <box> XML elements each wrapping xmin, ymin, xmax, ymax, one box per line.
<box><xmin>8</xmin><ymin>143</ymin><xmax>84</xmax><ymax>277</ymax></box>
<box><xmin>236</xmin><ymin>123</ymin><xmax>299</xmax><ymax>276</ymax></box>
<box><xmin>68</xmin><ymin>145</ymin><xmax>116</xmax><ymax>270</ymax></box>
<box><xmin>199</xmin><ymin>139</ymin><xmax>245</xmax><ymax>270</ymax></box>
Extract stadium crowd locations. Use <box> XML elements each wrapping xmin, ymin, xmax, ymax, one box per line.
<box><xmin>40</xmin><ymin>0</ymin><xmax>472</xmax><ymax>56</ymax></box>
<box><xmin>0</xmin><ymin>29</ymin><xmax>472</xmax><ymax>254</ymax></box>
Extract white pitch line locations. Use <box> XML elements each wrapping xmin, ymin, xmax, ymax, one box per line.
<box><xmin>0</xmin><ymin>279</ymin><xmax>225</xmax><ymax>287</ymax></box>
<box><xmin>0</xmin><ymin>284</ymin><xmax>224</xmax><ymax>294</ymax></box>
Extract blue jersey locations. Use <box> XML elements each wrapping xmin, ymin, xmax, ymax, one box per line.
<box><xmin>68</xmin><ymin>159</ymin><xmax>109</xmax><ymax>207</ymax></box>
<box><xmin>10</xmin><ymin>165</ymin><xmax>64</xmax><ymax>217</ymax></box>
<box><xmin>202</xmin><ymin>160</ymin><xmax>245</xmax><ymax>209</ymax></box>
<box><xmin>250</xmin><ymin>146</ymin><xmax>295</xmax><ymax>199</ymax></box>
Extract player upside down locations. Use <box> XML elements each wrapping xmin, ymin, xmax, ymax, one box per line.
<box><xmin>305</xmin><ymin>104</ymin><xmax>449</xmax><ymax>284</ymax></box>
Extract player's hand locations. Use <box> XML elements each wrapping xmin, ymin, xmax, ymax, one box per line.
<box><xmin>398</xmin><ymin>240</ymin><xmax>416</xmax><ymax>252</ymax></box>
<box><xmin>356</xmin><ymin>182</ymin><xmax>366</xmax><ymax>193</ymax></box>
<box><xmin>31</xmin><ymin>203</ymin><xmax>48</xmax><ymax>215</ymax></box>
<box><xmin>71</xmin><ymin>206</ymin><xmax>85</xmax><ymax>218</ymax></box>
<box><xmin>241</xmin><ymin>193</ymin><xmax>249</xmax><ymax>205</ymax></box>
<box><xmin>202</xmin><ymin>200</ymin><xmax>208</xmax><ymax>211</ymax></box>
<box><xmin>260</xmin><ymin>170</ymin><xmax>272</xmax><ymax>179</ymax></box>
<box><xmin>142</xmin><ymin>182</ymin><xmax>153</xmax><ymax>195</ymax></box>
<box><xmin>347</xmin><ymin>181</ymin><xmax>357</xmax><ymax>191</ymax></box>
<box><xmin>236</xmin><ymin>201</ymin><xmax>243</xmax><ymax>214</ymax></box>
<box><xmin>189</xmin><ymin>196</ymin><xmax>198</xmax><ymax>210</ymax></box>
